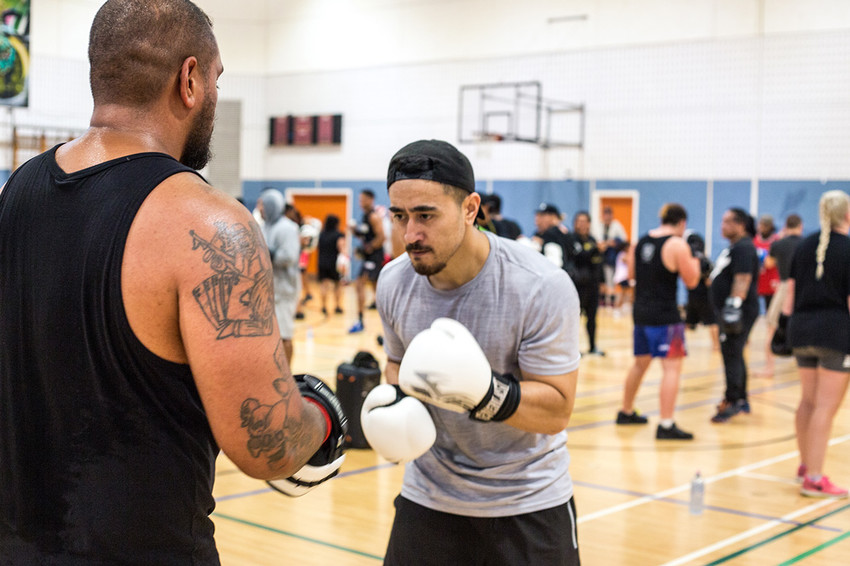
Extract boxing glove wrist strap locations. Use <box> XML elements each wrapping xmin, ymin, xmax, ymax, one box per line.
<box><xmin>303</xmin><ymin>397</ymin><xmax>331</xmax><ymax>444</ymax></box>
<box><xmin>471</xmin><ymin>372</ymin><xmax>521</xmax><ymax>422</ymax></box>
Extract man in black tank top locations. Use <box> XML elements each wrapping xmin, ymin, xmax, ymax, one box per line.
<box><xmin>0</xmin><ymin>2</ymin><xmax>343</xmax><ymax>563</ymax></box>
<box><xmin>349</xmin><ymin>188</ymin><xmax>386</xmax><ymax>332</ymax></box>
<box><xmin>617</xmin><ymin>204</ymin><xmax>701</xmax><ymax>439</ymax></box>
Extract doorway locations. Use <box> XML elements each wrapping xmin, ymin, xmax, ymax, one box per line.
<box><xmin>286</xmin><ymin>189</ymin><xmax>353</xmax><ymax>274</ymax></box>
<box><xmin>592</xmin><ymin>190</ymin><xmax>639</xmax><ymax>244</ymax></box>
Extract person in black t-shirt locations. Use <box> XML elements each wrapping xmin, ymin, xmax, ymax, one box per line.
<box><xmin>566</xmin><ymin>211</ymin><xmax>605</xmax><ymax>356</ymax></box>
<box><xmin>317</xmin><ymin>214</ymin><xmax>346</xmax><ymax>316</ymax></box>
<box><xmin>684</xmin><ymin>231</ymin><xmax>719</xmax><ymax>351</ymax></box>
<box><xmin>481</xmin><ymin>193</ymin><xmax>523</xmax><ymax>240</ymax></box>
<box><xmin>709</xmin><ymin>208</ymin><xmax>760</xmax><ymax>423</ymax></box>
<box><xmin>532</xmin><ymin>202</ymin><xmax>569</xmax><ymax>271</ymax></box>
<box><xmin>782</xmin><ymin>191</ymin><xmax>850</xmax><ymax>498</ymax></box>
<box><xmin>758</xmin><ymin>213</ymin><xmax>804</xmax><ymax>377</ymax></box>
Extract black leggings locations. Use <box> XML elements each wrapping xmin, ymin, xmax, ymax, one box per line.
<box><xmin>576</xmin><ymin>283</ymin><xmax>600</xmax><ymax>351</ymax></box>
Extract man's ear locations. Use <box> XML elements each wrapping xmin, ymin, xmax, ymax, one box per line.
<box><xmin>464</xmin><ymin>192</ymin><xmax>481</xmax><ymax>225</ymax></box>
<box><xmin>178</xmin><ymin>56</ymin><xmax>199</xmax><ymax>109</ymax></box>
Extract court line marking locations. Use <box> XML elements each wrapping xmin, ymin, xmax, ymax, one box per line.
<box><xmin>572</xmin><ymin>480</ymin><xmax>841</xmax><ymax>532</ymax></box>
<box><xmin>568</xmin><ymin>375</ymin><xmax>800</xmax><ymax>432</ymax></box>
<box><xmin>658</xmin><ymin>499</ymin><xmax>840</xmax><ymax>566</ymax></box>
<box><xmin>578</xmin><ymin>434</ymin><xmax>850</xmax><ymax>525</ymax></box>
<box><xmin>778</xmin><ymin>527</ymin><xmax>850</xmax><ymax>566</ymax></box>
<box><xmin>739</xmin><ymin>471</ymin><xmax>800</xmax><ymax>486</ymax></box>
<box><xmin>213</xmin><ymin>512</ymin><xmax>384</xmax><ymax>561</ymax></box>
<box><xmin>215</xmin><ymin>462</ymin><xmax>397</xmax><ymax>502</ymax></box>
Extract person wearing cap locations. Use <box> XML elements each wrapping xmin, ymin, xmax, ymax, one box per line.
<box><xmin>532</xmin><ymin>202</ymin><xmax>571</xmax><ymax>271</ymax></box>
<box><xmin>566</xmin><ymin>211</ymin><xmax>605</xmax><ymax>356</ymax></box>
<box><xmin>372</xmin><ymin>139</ymin><xmax>582</xmax><ymax>565</ymax></box>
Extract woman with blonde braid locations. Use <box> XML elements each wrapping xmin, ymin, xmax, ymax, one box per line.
<box><xmin>782</xmin><ymin>190</ymin><xmax>850</xmax><ymax>498</ymax></box>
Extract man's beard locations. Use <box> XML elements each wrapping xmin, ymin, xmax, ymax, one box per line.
<box><xmin>181</xmin><ymin>95</ymin><xmax>215</xmax><ymax>170</ymax></box>
<box><xmin>407</xmin><ymin>243</ymin><xmax>447</xmax><ymax>276</ymax></box>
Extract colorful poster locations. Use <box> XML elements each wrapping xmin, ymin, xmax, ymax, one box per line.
<box><xmin>0</xmin><ymin>0</ymin><xmax>28</xmax><ymax>106</ymax></box>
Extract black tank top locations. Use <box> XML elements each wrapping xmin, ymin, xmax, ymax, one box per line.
<box><xmin>0</xmin><ymin>146</ymin><xmax>220</xmax><ymax>564</ymax></box>
<box><xmin>633</xmin><ymin>234</ymin><xmax>682</xmax><ymax>326</ymax></box>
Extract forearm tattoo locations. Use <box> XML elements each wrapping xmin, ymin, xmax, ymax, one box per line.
<box><xmin>239</xmin><ymin>340</ymin><xmax>314</xmax><ymax>469</ymax></box>
<box><xmin>190</xmin><ymin>221</ymin><xmax>274</xmax><ymax>338</ymax></box>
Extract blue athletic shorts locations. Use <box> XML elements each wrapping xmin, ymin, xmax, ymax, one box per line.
<box><xmin>633</xmin><ymin>322</ymin><xmax>687</xmax><ymax>358</ymax></box>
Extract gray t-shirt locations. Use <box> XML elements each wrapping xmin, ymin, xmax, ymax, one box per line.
<box><xmin>376</xmin><ymin>231</ymin><xmax>581</xmax><ymax>517</ymax></box>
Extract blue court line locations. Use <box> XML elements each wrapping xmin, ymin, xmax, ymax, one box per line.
<box><xmin>567</xmin><ymin>374</ymin><xmax>800</xmax><ymax>432</ymax></box>
<box><xmin>213</xmin><ymin>512</ymin><xmax>384</xmax><ymax>561</ymax></box>
<box><xmin>215</xmin><ymin>462</ymin><xmax>397</xmax><ymax>503</ymax></box>
<box><xmin>572</xmin><ymin>480</ymin><xmax>843</xmax><ymax>533</ymax></box>
<box><xmin>703</xmin><ymin>502</ymin><xmax>850</xmax><ymax>565</ymax></box>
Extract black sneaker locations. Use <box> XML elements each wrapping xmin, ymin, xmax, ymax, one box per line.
<box><xmin>616</xmin><ymin>410</ymin><xmax>648</xmax><ymax>425</ymax></box>
<box><xmin>656</xmin><ymin>423</ymin><xmax>694</xmax><ymax>440</ymax></box>
<box><xmin>711</xmin><ymin>399</ymin><xmax>747</xmax><ymax>423</ymax></box>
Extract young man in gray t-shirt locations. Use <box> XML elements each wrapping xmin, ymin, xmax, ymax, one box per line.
<box><xmin>370</xmin><ymin>139</ymin><xmax>581</xmax><ymax>566</ymax></box>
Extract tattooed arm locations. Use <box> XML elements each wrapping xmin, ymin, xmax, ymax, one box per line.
<box><xmin>122</xmin><ymin>173</ymin><xmax>327</xmax><ymax>480</ymax></box>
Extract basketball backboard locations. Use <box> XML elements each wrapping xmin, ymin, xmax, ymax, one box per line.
<box><xmin>458</xmin><ymin>81</ymin><xmax>584</xmax><ymax>149</ymax></box>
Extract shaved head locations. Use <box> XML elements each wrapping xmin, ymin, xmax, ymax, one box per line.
<box><xmin>89</xmin><ymin>0</ymin><xmax>217</xmax><ymax>108</ymax></box>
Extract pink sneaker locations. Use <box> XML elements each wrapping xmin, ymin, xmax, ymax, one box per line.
<box><xmin>801</xmin><ymin>476</ymin><xmax>849</xmax><ymax>498</ymax></box>
<box><xmin>796</xmin><ymin>464</ymin><xmax>807</xmax><ymax>484</ymax></box>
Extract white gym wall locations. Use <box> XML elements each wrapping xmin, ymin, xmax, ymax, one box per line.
<box><xmin>4</xmin><ymin>0</ymin><xmax>850</xmax><ymax>186</ymax></box>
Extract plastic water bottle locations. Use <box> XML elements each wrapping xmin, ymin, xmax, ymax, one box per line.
<box><xmin>689</xmin><ymin>471</ymin><xmax>705</xmax><ymax>515</ymax></box>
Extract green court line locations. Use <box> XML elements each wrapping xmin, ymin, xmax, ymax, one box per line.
<box><xmin>704</xmin><ymin>502</ymin><xmax>850</xmax><ymax>565</ymax></box>
<box><xmin>213</xmin><ymin>512</ymin><xmax>384</xmax><ymax>561</ymax></box>
<box><xmin>777</xmin><ymin>529</ymin><xmax>850</xmax><ymax>566</ymax></box>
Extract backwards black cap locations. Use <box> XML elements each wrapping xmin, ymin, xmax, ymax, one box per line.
<box><xmin>387</xmin><ymin>140</ymin><xmax>475</xmax><ymax>193</ymax></box>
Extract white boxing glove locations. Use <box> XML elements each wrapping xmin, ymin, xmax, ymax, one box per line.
<box><xmin>398</xmin><ymin>318</ymin><xmax>521</xmax><ymax>422</ymax></box>
<box><xmin>361</xmin><ymin>384</ymin><xmax>436</xmax><ymax>463</ymax></box>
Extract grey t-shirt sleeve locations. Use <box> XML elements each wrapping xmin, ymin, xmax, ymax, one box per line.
<box><xmin>518</xmin><ymin>268</ymin><xmax>582</xmax><ymax>376</ymax></box>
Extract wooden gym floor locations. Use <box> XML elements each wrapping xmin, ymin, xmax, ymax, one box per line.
<box><xmin>210</xmin><ymin>283</ymin><xmax>850</xmax><ymax>565</ymax></box>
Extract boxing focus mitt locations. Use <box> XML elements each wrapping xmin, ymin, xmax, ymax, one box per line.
<box><xmin>771</xmin><ymin>314</ymin><xmax>793</xmax><ymax>357</ymax></box>
<box><xmin>267</xmin><ymin>374</ymin><xmax>348</xmax><ymax>497</ymax></box>
<box><xmin>361</xmin><ymin>384</ymin><xmax>436</xmax><ymax>463</ymax></box>
<box><xmin>720</xmin><ymin>296</ymin><xmax>743</xmax><ymax>335</ymax></box>
<box><xmin>398</xmin><ymin>318</ymin><xmax>521</xmax><ymax>422</ymax></box>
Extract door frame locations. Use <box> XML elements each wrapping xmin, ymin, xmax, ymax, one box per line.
<box><xmin>590</xmin><ymin>189</ymin><xmax>640</xmax><ymax>244</ymax></box>
<box><xmin>285</xmin><ymin>188</ymin><xmax>354</xmax><ymax>270</ymax></box>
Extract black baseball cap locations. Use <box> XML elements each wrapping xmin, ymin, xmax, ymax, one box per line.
<box><xmin>536</xmin><ymin>202</ymin><xmax>561</xmax><ymax>216</ymax></box>
<box><xmin>387</xmin><ymin>140</ymin><xmax>475</xmax><ymax>193</ymax></box>
<box><xmin>387</xmin><ymin>139</ymin><xmax>483</xmax><ymax>220</ymax></box>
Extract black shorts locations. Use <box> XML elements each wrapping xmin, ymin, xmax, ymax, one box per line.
<box><xmin>383</xmin><ymin>495</ymin><xmax>580</xmax><ymax>566</ymax></box>
<box><xmin>794</xmin><ymin>346</ymin><xmax>850</xmax><ymax>372</ymax></box>
<box><xmin>359</xmin><ymin>250</ymin><xmax>385</xmax><ymax>283</ymax></box>
<box><xmin>685</xmin><ymin>298</ymin><xmax>716</xmax><ymax>326</ymax></box>
<box><xmin>318</xmin><ymin>266</ymin><xmax>340</xmax><ymax>282</ymax></box>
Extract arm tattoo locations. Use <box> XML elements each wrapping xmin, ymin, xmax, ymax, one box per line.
<box><xmin>190</xmin><ymin>221</ymin><xmax>274</xmax><ymax>338</ymax></box>
<box><xmin>239</xmin><ymin>340</ymin><xmax>314</xmax><ymax>469</ymax></box>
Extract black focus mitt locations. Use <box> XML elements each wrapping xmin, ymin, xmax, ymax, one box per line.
<box><xmin>267</xmin><ymin>374</ymin><xmax>348</xmax><ymax>497</ymax></box>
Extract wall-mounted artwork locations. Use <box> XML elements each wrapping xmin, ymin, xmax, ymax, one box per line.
<box><xmin>0</xmin><ymin>0</ymin><xmax>28</xmax><ymax>107</ymax></box>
